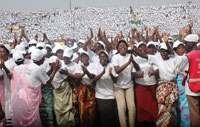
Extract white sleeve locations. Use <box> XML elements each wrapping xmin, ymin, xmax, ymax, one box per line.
<box><xmin>36</xmin><ymin>67</ymin><xmax>50</xmax><ymax>84</ymax></box>
<box><xmin>111</xmin><ymin>55</ymin><xmax>118</xmax><ymax>66</ymax></box>
<box><xmin>176</xmin><ymin>55</ymin><xmax>189</xmax><ymax>73</ymax></box>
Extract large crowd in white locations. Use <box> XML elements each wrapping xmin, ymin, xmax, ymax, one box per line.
<box><xmin>0</xmin><ymin>2</ymin><xmax>200</xmax><ymax>42</ymax></box>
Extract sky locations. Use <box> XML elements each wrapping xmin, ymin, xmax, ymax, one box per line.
<box><xmin>0</xmin><ymin>0</ymin><xmax>198</xmax><ymax>11</ymax></box>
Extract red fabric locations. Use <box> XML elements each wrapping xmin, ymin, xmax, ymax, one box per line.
<box><xmin>187</xmin><ymin>50</ymin><xmax>200</xmax><ymax>92</ymax></box>
<box><xmin>77</xmin><ymin>83</ymin><xmax>96</xmax><ymax>127</ymax></box>
<box><xmin>135</xmin><ymin>84</ymin><xmax>158</xmax><ymax>122</ymax></box>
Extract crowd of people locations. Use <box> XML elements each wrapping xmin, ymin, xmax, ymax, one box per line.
<box><xmin>0</xmin><ymin>2</ymin><xmax>200</xmax><ymax>42</ymax></box>
<box><xmin>0</xmin><ymin>16</ymin><xmax>199</xmax><ymax>127</ymax></box>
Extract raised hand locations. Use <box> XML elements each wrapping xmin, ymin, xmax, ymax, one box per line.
<box><xmin>90</xmin><ymin>28</ymin><xmax>94</xmax><ymax>39</ymax></box>
<box><xmin>162</xmin><ymin>32</ymin><xmax>169</xmax><ymax>42</ymax></box>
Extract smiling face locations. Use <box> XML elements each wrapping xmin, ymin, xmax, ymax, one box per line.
<box><xmin>117</xmin><ymin>41</ymin><xmax>128</xmax><ymax>56</ymax></box>
<box><xmin>99</xmin><ymin>52</ymin><xmax>108</xmax><ymax>66</ymax></box>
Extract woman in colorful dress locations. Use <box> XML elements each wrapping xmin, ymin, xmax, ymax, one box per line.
<box><xmin>77</xmin><ymin>50</ymin><xmax>96</xmax><ymax>127</ymax></box>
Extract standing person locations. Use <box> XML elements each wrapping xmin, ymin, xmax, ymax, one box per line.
<box><xmin>177</xmin><ymin>34</ymin><xmax>200</xmax><ymax>127</ymax></box>
<box><xmin>52</xmin><ymin>48</ymin><xmax>82</xmax><ymax>127</ymax></box>
<box><xmin>112</xmin><ymin>40</ymin><xmax>140</xmax><ymax>127</ymax></box>
<box><xmin>93</xmin><ymin>50</ymin><xmax>119</xmax><ymax>127</ymax></box>
<box><xmin>0</xmin><ymin>44</ymin><xmax>15</xmax><ymax>126</ymax></box>
<box><xmin>0</xmin><ymin>67</ymin><xmax>5</xmax><ymax>123</ymax></box>
<box><xmin>77</xmin><ymin>50</ymin><xmax>96</xmax><ymax>127</ymax></box>
<box><xmin>134</xmin><ymin>41</ymin><xmax>178</xmax><ymax>127</ymax></box>
<box><xmin>134</xmin><ymin>42</ymin><xmax>158</xmax><ymax>127</ymax></box>
<box><xmin>10</xmin><ymin>49</ymin><xmax>59</xmax><ymax>127</ymax></box>
<box><xmin>173</xmin><ymin>40</ymin><xmax>190</xmax><ymax>127</ymax></box>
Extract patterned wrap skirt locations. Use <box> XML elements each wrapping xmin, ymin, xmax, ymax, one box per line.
<box><xmin>156</xmin><ymin>79</ymin><xmax>178</xmax><ymax>127</ymax></box>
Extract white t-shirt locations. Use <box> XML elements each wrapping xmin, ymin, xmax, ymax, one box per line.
<box><xmin>94</xmin><ymin>63</ymin><xmax>117</xmax><ymax>99</ymax></box>
<box><xmin>78</xmin><ymin>62</ymin><xmax>96</xmax><ymax>85</ymax></box>
<box><xmin>51</xmin><ymin>61</ymin><xmax>80</xmax><ymax>89</ymax></box>
<box><xmin>135</xmin><ymin>56</ymin><xmax>157</xmax><ymax>85</ymax></box>
<box><xmin>87</xmin><ymin>49</ymin><xmax>100</xmax><ymax>64</ymax></box>
<box><xmin>112</xmin><ymin>53</ymin><xmax>136</xmax><ymax>88</ymax></box>
<box><xmin>148</xmin><ymin>53</ymin><xmax>177</xmax><ymax>81</ymax></box>
<box><xmin>25</xmin><ymin>63</ymin><xmax>50</xmax><ymax>85</ymax></box>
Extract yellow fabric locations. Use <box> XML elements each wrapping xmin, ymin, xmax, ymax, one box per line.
<box><xmin>53</xmin><ymin>81</ymin><xmax>75</xmax><ymax>127</ymax></box>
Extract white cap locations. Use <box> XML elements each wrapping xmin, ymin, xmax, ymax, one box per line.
<box><xmin>184</xmin><ymin>34</ymin><xmax>199</xmax><ymax>43</ymax></box>
<box><xmin>36</xmin><ymin>42</ymin><xmax>46</xmax><ymax>49</ymax></box>
<box><xmin>4</xmin><ymin>44</ymin><xmax>11</xmax><ymax>54</ymax></box>
<box><xmin>96</xmin><ymin>41</ymin><xmax>105</xmax><ymax>49</ymax></box>
<box><xmin>98</xmin><ymin>50</ymin><xmax>109</xmax><ymax>57</ymax></box>
<box><xmin>197</xmin><ymin>43</ymin><xmax>200</xmax><ymax>47</ymax></box>
<box><xmin>41</xmin><ymin>49</ymin><xmax>47</xmax><ymax>56</ymax></box>
<box><xmin>15</xmin><ymin>44</ymin><xmax>26</xmax><ymax>54</ymax></box>
<box><xmin>28</xmin><ymin>46</ymin><xmax>36</xmax><ymax>54</ymax></box>
<box><xmin>173</xmin><ymin>40</ymin><xmax>184</xmax><ymax>49</ymax></box>
<box><xmin>78</xmin><ymin>39</ymin><xmax>85</xmax><ymax>44</ymax></box>
<box><xmin>136</xmin><ymin>41</ymin><xmax>146</xmax><ymax>48</ymax></box>
<box><xmin>78</xmin><ymin>48</ymin><xmax>89</xmax><ymax>56</ymax></box>
<box><xmin>52</xmin><ymin>45</ymin><xmax>64</xmax><ymax>53</ymax></box>
<box><xmin>63</xmin><ymin>48</ymin><xmax>73</xmax><ymax>58</ymax></box>
<box><xmin>147</xmin><ymin>41</ymin><xmax>156</xmax><ymax>47</ymax></box>
<box><xmin>21</xmin><ymin>42</ymin><xmax>29</xmax><ymax>48</ymax></box>
<box><xmin>159</xmin><ymin>43</ymin><xmax>168</xmax><ymax>50</ymax></box>
<box><xmin>46</xmin><ymin>44</ymin><xmax>52</xmax><ymax>50</ymax></box>
<box><xmin>49</xmin><ymin>56</ymin><xmax>58</xmax><ymax>64</ymax></box>
<box><xmin>31</xmin><ymin>49</ymin><xmax>44</xmax><ymax>62</ymax></box>
<box><xmin>12</xmin><ymin>51</ymin><xmax>24</xmax><ymax>62</ymax></box>
<box><xmin>29</xmin><ymin>39</ymin><xmax>38</xmax><ymax>45</ymax></box>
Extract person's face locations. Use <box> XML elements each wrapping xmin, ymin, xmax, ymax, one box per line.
<box><xmin>81</xmin><ymin>54</ymin><xmax>89</xmax><ymax>66</ymax></box>
<box><xmin>118</xmin><ymin>42</ymin><xmax>128</xmax><ymax>55</ymax></box>
<box><xmin>56</xmin><ymin>49</ymin><xmax>64</xmax><ymax>60</ymax></box>
<box><xmin>160</xmin><ymin>49</ymin><xmax>169</xmax><ymax>60</ymax></box>
<box><xmin>175</xmin><ymin>44</ymin><xmax>185</xmax><ymax>56</ymax></box>
<box><xmin>111</xmin><ymin>40</ymin><xmax>118</xmax><ymax>50</ymax></box>
<box><xmin>147</xmin><ymin>45</ymin><xmax>157</xmax><ymax>55</ymax></box>
<box><xmin>63</xmin><ymin>57</ymin><xmax>71</xmax><ymax>64</ymax></box>
<box><xmin>66</xmin><ymin>41</ymin><xmax>74</xmax><ymax>47</ymax></box>
<box><xmin>24</xmin><ymin>54</ymin><xmax>31</xmax><ymax>59</ymax></box>
<box><xmin>77</xmin><ymin>43</ymin><xmax>83</xmax><ymax>48</ymax></box>
<box><xmin>94</xmin><ymin>43</ymin><xmax>103</xmax><ymax>54</ymax></box>
<box><xmin>185</xmin><ymin>42</ymin><xmax>196</xmax><ymax>53</ymax></box>
<box><xmin>37</xmin><ymin>57</ymin><xmax>45</xmax><ymax>65</ymax></box>
<box><xmin>0</xmin><ymin>47</ymin><xmax>8</xmax><ymax>61</ymax></box>
<box><xmin>138</xmin><ymin>44</ymin><xmax>146</xmax><ymax>55</ymax></box>
<box><xmin>99</xmin><ymin>53</ymin><xmax>108</xmax><ymax>66</ymax></box>
<box><xmin>46</xmin><ymin>47</ymin><xmax>52</xmax><ymax>57</ymax></box>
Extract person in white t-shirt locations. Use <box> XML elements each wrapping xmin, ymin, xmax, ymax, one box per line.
<box><xmin>93</xmin><ymin>50</ymin><xmax>119</xmax><ymax>127</ymax></box>
<box><xmin>76</xmin><ymin>51</ymin><xmax>97</xmax><ymax>127</ymax></box>
<box><xmin>134</xmin><ymin>41</ymin><xmax>158</xmax><ymax>126</ymax></box>
<box><xmin>112</xmin><ymin>40</ymin><xmax>140</xmax><ymax>127</ymax></box>
<box><xmin>0</xmin><ymin>44</ymin><xmax>15</xmax><ymax>126</ymax></box>
<box><xmin>134</xmin><ymin>41</ymin><xmax>178</xmax><ymax>127</ymax></box>
<box><xmin>52</xmin><ymin>48</ymin><xmax>82</xmax><ymax>127</ymax></box>
<box><xmin>172</xmin><ymin>40</ymin><xmax>190</xmax><ymax>127</ymax></box>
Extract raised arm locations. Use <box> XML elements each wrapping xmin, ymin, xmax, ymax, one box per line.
<box><xmin>81</xmin><ymin>28</ymin><xmax>93</xmax><ymax>51</ymax></box>
<box><xmin>114</xmin><ymin>54</ymin><xmax>132</xmax><ymax>74</ymax></box>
